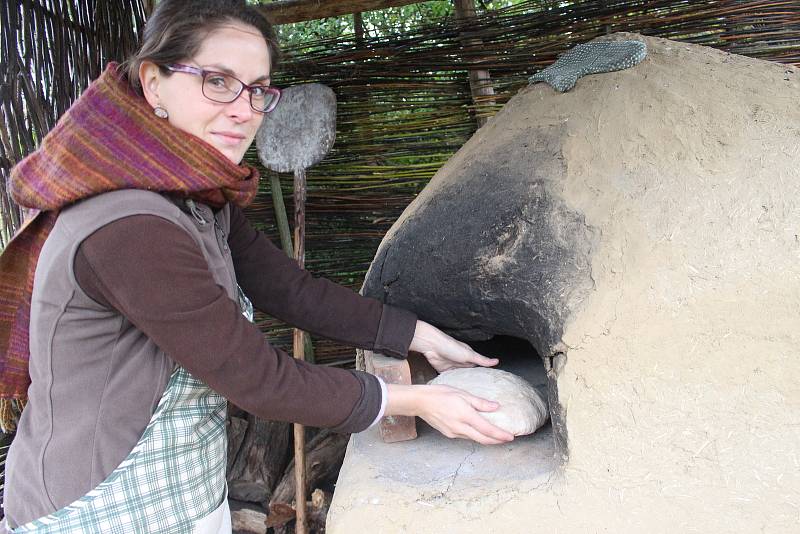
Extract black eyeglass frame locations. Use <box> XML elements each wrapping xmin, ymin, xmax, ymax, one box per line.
<box><xmin>163</xmin><ymin>63</ymin><xmax>281</xmax><ymax>113</ymax></box>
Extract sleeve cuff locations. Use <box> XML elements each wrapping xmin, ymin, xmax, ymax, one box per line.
<box><xmin>329</xmin><ymin>370</ymin><xmax>384</xmax><ymax>434</ymax></box>
<box><xmin>366</xmin><ymin>376</ymin><xmax>388</xmax><ymax>429</ymax></box>
<box><xmin>373</xmin><ymin>304</ymin><xmax>417</xmax><ymax>359</ymax></box>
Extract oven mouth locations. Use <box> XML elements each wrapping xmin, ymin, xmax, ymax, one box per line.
<box><xmin>461</xmin><ymin>333</ymin><xmax>566</xmax><ymax>460</ymax></box>
<box><xmin>406</xmin><ymin>330</ymin><xmax>567</xmax><ymax>463</ymax></box>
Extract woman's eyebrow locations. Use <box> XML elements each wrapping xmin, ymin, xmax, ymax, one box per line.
<box><xmin>202</xmin><ymin>63</ymin><xmax>270</xmax><ymax>84</ymax></box>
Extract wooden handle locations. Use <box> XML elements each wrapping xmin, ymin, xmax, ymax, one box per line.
<box><xmin>292</xmin><ymin>329</ymin><xmax>307</xmax><ymax>534</ymax></box>
<box><xmin>293</xmin><ymin>168</ymin><xmax>308</xmax><ymax>534</ymax></box>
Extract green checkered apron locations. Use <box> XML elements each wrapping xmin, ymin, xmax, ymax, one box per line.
<box><xmin>11</xmin><ymin>289</ymin><xmax>255</xmax><ymax>533</ymax></box>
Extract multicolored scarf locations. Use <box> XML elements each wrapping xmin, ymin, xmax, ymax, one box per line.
<box><xmin>0</xmin><ymin>62</ymin><xmax>260</xmax><ymax>432</ymax></box>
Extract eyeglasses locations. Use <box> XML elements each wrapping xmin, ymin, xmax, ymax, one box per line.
<box><xmin>163</xmin><ymin>63</ymin><xmax>281</xmax><ymax>113</ymax></box>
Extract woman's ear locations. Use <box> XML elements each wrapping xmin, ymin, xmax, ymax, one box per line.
<box><xmin>138</xmin><ymin>61</ymin><xmax>161</xmax><ymax>109</ymax></box>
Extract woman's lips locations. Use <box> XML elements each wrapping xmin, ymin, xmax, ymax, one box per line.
<box><xmin>211</xmin><ymin>131</ymin><xmax>246</xmax><ymax>146</ymax></box>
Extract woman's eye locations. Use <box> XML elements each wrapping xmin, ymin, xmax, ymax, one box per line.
<box><xmin>207</xmin><ymin>76</ymin><xmax>228</xmax><ymax>88</ymax></box>
<box><xmin>251</xmin><ymin>86</ymin><xmax>268</xmax><ymax>97</ymax></box>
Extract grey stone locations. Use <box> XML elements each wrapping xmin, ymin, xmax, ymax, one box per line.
<box><xmin>256</xmin><ymin>83</ymin><xmax>336</xmax><ymax>173</ymax></box>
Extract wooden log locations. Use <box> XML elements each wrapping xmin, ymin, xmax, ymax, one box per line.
<box><xmin>267</xmin><ymin>429</ymin><xmax>349</xmax><ymax>527</ymax></box>
<box><xmin>225</xmin><ymin>415</ymin><xmax>249</xmax><ymax>474</ymax></box>
<box><xmin>266</xmin><ymin>504</ymin><xmax>296</xmax><ymax>532</ymax></box>
<box><xmin>268</xmin><ymin>489</ymin><xmax>332</xmax><ymax>533</ymax></box>
<box><xmin>259</xmin><ymin>0</ymin><xmax>422</xmax><ymax>25</ymax></box>
<box><xmin>308</xmin><ymin>489</ymin><xmax>332</xmax><ymax>532</ymax></box>
<box><xmin>231</xmin><ymin>507</ymin><xmax>268</xmax><ymax>534</ymax></box>
<box><xmin>227</xmin><ymin>414</ymin><xmax>293</xmax><ymax>503</ymax></box>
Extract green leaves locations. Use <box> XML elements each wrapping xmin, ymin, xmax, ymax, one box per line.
<box><xmin>272</xmin><ymin>1</ymin><xmax>526</xmax><ymax>46</ymax></box>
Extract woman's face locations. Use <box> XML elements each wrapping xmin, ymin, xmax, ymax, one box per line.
<box><xmin>140</xmin><ymin>22</ymin><xmax>271</xmax><ymax>164</ymax></box>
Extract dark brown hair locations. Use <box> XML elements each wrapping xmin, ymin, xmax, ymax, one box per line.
<box><xmin>122</xmin><ymin>0</ymin><xmax>280</xmax><ymax>94</ymax></box>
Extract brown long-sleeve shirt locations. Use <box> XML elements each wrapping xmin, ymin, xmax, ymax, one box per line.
<box><xmin>5</xmin><ymin>191</ymin><xmax>419</xmax><ymax>529</ymax></box>
<box><xmin>73</xmin><ymin>204</ymin><xmax>416</xmax><ymax>431</ymax></box>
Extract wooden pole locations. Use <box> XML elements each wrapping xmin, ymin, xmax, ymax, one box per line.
<box><xmin>260</xmin><ymin>0</ymin><xmax>421</xmax><ymax>25</ymax></box>
<box><xmin>269</xmin><ymin>174</ymin><xmax>316</xmax><ymax>363</ymax></box>
<box><xmin>354</xmin><ymin>12</ymin><xmax>364</xmax><ymax>47</ymax></box>
<box><xmin>292</xmin><ymin>167</ymin><xmax>308</xmax><ymax>534</ymax></box>
<box><xmin>270</xmin><ymin>174</ymin><xmax>294</xmax><ymax>257</ymax></box>
<box><xmin>453</xmin><ymin>0</ymin><xmax>495</xmax><ymax>127</ymax></box>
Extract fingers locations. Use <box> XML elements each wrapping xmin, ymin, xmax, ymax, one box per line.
<box><xmin>418</xmin><ymin>385</ymin><xmax>514</xmax><ymax>445</ymax></box>
<box><xmin>449</xmin><ymin>412</ymin><xmax>514</xmax><ymax>445</ymax></box>
<box><xmin>459</xmin><ymin>426</ymin><xmax>510</xmax><ymax>445</ymax></box>
<box><xmin>423</xmin><ymin>340</ymin><xmax>500</xmax><ymax>370</ymax></box>
<box><xmin>468</xmin><ymin>394</ymin><xmax>500</xmax><ymax>412</ymax></box>
<box><xmin>469</xmin><ymin>352</ymin><xmax>500</xmax><ymax>367</ymax></box>
<box><xmin>438</xmin><ymin>361</ymin><xmax>480</xmax><ymax>371</ymax></box>
<box><xmin>439</xmin><ymin>352</ymin><xmax>499</xmax><ymax>369</ymax></box>
<box><xmin>469</xmin><ymin>414</ymin><xmax>515</xmax><ymax>443</ymax></box>
<box><xmin>457</xmin><ymin>342</ymin><xmax>499</xmax><ymax>367</ymax></box>
<box><xmin>459</xmin><ymin>394</ymin><xmax>515</xmax><ymax>444</ymax></box>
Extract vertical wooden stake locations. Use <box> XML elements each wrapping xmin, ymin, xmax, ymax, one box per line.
<box><xmin>453</xmin><ymin>0</ymin><xmax>496</xmax><ymax>127</ymax></box>
<box><xmin>292</xmin><ymin>168</ymin><xmax>308</xmax><ymax>534</ymax></box>
<box><xmin>354</xmin><ymin>12</ymin><xmax>364</xmax><ymax>47</ymax></box>
<box><xmin>270</xmin><ymin>174</ymin><xmax>316</xmax><ymax>364</ymax></box>
<box><xmin>270</xmin><ymin>174</ymin><xmax>294</xmax><ymax>256</ymax></box>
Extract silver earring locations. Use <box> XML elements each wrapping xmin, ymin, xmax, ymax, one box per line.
<box><xmin>154</xmin><ymin>106</ymin><xmax>169</xmax><ymax>119</ymax></box>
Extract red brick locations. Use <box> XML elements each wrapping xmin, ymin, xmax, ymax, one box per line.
<box><xmin>365</xmin><ymin>351</ymin><xmax>417</xmax><ymax>443</ymax></box>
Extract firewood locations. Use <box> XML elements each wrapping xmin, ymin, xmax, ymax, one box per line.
<box><xmin>267</xmin><ymin>430</ymin><xmax>348</xmax><ymax>529</ymax></box>
<box><xmin>226</xmin><ymin>415</ymin><xmax>248</xmax><ymax>474</ymax></box>
<box><xmin>231</xmin><ymin>507</ymin><xmax>267</xmax><ymax>534</ymax></box>
<box><xmin>311</xmin><ymin>488</ymin><xmax>331</xmax><ymax>509</ymax></box>
<box><xmin>266</xmin><ymin>489</ymin><xmax>332</xmax><ymax>533</ymax></box>
<box><xmin>265</xmin><ymin>503</ymin><xmax>295</xmax><ymax>529</ymax></box>
<box><xmin>227</xmin><ymin>413</ymin><xmax>292</xmax><ymax>502</ymax></box>
<box><xmin>269</xmin><ymin>429</ymin><xmax>348</xmax><ymax>506</ymax></box>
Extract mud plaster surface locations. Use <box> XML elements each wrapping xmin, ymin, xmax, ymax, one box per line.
<box><xmin>330</xmin><ymin>34</ymin><xmax>800</xmax><ymax>533</ymax></box>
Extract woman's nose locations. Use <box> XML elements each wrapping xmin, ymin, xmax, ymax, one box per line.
<box><xmin>227</xmin><ymin>90</ymin><xmax>255</xmax><ymax>121</ymax></box>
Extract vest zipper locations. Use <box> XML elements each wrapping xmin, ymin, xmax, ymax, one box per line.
<box><xmin>213</xmin><ymin>212</ymin><xmax>238</xmax><ymax>296</ymax></box>
<box><xmin>214</xmin><ymin>219</ymin><xmax>230</xmax><ymax>253</ymax></box>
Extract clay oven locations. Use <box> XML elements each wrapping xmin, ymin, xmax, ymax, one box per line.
<box><xmin>330</xmin><ymin>34</ymin><xmax>800</xmax><ymax>533</ymax></box>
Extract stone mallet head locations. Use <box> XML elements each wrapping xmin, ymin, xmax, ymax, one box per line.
<box><xmin>256</xmin><ymin>83</ymin><xmax>337</xmax><ymax>174</ymax></box>
<box><xmin>255</xmin><ymin>83</ymin><xmax>337</xmax><ymax>261</ymax></box>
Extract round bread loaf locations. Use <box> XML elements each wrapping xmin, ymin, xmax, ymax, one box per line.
<box><xmin>428</xmin><ymin>368</ymin><xmax>549</xmax><ymax>436</ymax></box>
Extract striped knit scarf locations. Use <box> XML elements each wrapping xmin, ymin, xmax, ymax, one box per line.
<box><xmin>0</xmin><ymin>62</ymin><xmax>260</xmax><ymax>432</ymax></box>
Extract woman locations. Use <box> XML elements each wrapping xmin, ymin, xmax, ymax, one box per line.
<box><xmin>0</xmin><ymin>0</ymin><xmax>513</xmax><ymax>531</ymax></box>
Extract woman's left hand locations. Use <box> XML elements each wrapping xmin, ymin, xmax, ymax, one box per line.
<box><xmin>409</xmin><ymin>320</ymin><xmax>499</xmax><ymax>373</ymax></box>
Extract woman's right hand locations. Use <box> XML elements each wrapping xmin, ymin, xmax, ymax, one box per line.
<box><xmin>385</xmin><ymin>383</ymin><xmax>515</xmax><ymax>445</ymax></box>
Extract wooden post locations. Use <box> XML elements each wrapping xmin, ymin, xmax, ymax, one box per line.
<box><xmin>354</xmin><ymin>12</ymin><xmax>364</xmax><ymax>47</ymax></box>
<box><xmin>292</xmin><ymin>168</ymin><xmax>308</xmax><ymax>534</ymax></box>
<box><xmin>453</xmin><ymin>0</ymin><xmax>495</xmax><ymax>127</ymax></box>
<box><xmin>270</xmin><ymin>174</ymin><xmax>294</xmax><ymax>256</ymax></box>
<box><xmin>270</xmin><ymin>174</ymin><xmax>316</xmax><ymax>363</ymax></box>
